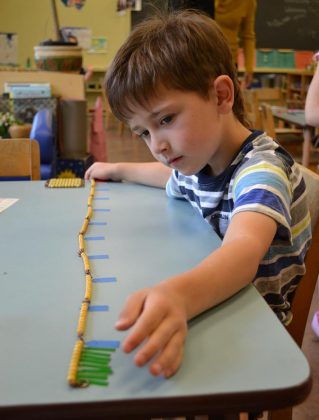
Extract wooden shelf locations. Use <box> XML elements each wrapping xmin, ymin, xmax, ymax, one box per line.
<box><xmin>238</xmin><ymin>67</ymin><xmax>314</xmax><ymax>106</ymax></box>
<box><xmin>86</xmin><ymin>88</ymin><xmax>102</xmax><ymax>93</ymax></box>
<box><xmin>238</xmin><ymin>67</ymin><xmax>314</xmax><ymax>75</ymax></box>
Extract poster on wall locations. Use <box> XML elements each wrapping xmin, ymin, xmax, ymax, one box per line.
<box><xmin>61</xmin><ymin>27</ymin><xmax>92</xmax><ymax>49</ymax></box>
<box><xmin>132</xmin><ymin>0</ymin><xmax>142</xmax><ymax>11</ymax></box>
<box><xmin>0</xmin><ymin>33</ymin><xmax>18</xmax><ymax>66</ymax></box>
<box><xmin>117</xmin><ymin>0</ymin><xmax>142</xmax><ymax>13</ymax></box>
<box><xmin>88</xmin><ymin>37</ymin><xmax>108</xmax><ymax>54</ymax></box>
<box><xmin>60</xmin><ymin>0</ymin><xmax>86</xmax><ymax>9</ymax></box>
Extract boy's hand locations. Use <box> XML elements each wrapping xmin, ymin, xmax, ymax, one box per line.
<box><xmin>84</xmin><ymin>162</ymin><xmax>121</xmax><ymax>181</ymax></box>
<box><xmin>115</xmin><ymin>282</ymin><xmax>188</xmax><ymax>378</ymax></box>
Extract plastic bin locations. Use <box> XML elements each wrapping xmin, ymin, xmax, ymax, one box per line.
<box><xmin>276</xmin><ymin>49</ymin><xmax>295</xmax><ymax>68</ymax></box>
<box><xmin>237</xmin><ymin>48</ymin><xmax>256</xmax><ymax>69</ymax></box>
<box><xmin>256</xmin><ymin>49</ymin><xmax>277</xmax><ymax>68</ymax></box>
<box><xmin>295</xmin><ymin>51</ymin><xmax>313</xmax><ymax>69</ymax></box>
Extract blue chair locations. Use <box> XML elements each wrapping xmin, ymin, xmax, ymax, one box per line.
<box><xmin>30</xmin><ymin>109</ymin><xmax>56</xmax><ymax>179</ymax></box>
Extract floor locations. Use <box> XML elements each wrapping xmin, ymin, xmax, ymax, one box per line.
<box><xmin>104</xmin><ymin>126</ymin><xmax>319</xmax><ymax>420</ymax></box>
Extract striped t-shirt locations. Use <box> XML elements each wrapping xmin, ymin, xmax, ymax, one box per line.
<box><xmin>166</xmin><ymin>130</ymin><xmax>312</xmax><ymax>324</ymax></box>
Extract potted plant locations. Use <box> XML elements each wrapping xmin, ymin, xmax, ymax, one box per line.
<box><xmin>34</xmin><ymin>0</ymin><xmax>83</xmax><ymax>73</ymax></box>
<box><xmin>0</xmin><ymin>112</ymin><xmax>32</xmax><ymax>139</ymax></box>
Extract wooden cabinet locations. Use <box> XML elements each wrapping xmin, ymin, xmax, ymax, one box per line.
<box><xmin>285</xmin><ymin>70</ymin><xmax>313</xmax><ymax>108</ymax></box>
<box><xmin>85</xmin><ymin>67</ymin><xmax>106</xmax><ymax>110</ymax></box>
<box><xmin>85</xmin><ymin>67</ymin><xmax>125</xmax><ymax>133</ymax></box>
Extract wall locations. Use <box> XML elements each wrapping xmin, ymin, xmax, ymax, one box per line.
<box><xmin>0</xmin><ymin>0</ymin><xmax>131</xmax><ymax>69</ymax></box>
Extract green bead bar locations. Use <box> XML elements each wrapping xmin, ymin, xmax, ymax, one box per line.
<box><xmin>79</xmin><ymin>361</ymin><xmax>109</xmax><ymax>368</ymax></box>
<box><xmin>77</xmin><ymin>372</ymin><xmax>110</xmax><ymax>379</ymax></box>
<box><xmin>79</xmin><ymin>362</ymin><xmax>105</xmax><ymax>369</ymax></box>
<box><xmin>86</xmin><ymin>379</ymin><xmax>109</xmax><ymax>387</ymax></box>
<box><xmin>79</xmin><ymin>367</ymin><xmax>113</xmax><ymax>374</ymax></box>
<box><xmin>84</xmin><ymin>347</ymin><xmax>116</xmax><ymax>353</ymax></box>
<box><xmin>80</xmin><ymin>354</ymin><xmax>111</xmax><ymax>363</ymax></box>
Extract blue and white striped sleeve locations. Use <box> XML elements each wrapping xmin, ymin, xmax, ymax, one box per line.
<box><xmin>232</xmin><ymin>160</ymin><xmax>293</xmax><ymax>241</ymax></box>
<box><xmin>166</xmin><ymin>170</ymin><xmax>184</xmax><ymax>199</ymax></box>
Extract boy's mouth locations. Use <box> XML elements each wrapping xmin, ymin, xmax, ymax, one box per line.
<box><xmin>168</xmin><ymin>156</ymin><xmax>182</xmax><ymax>166</ymax></box>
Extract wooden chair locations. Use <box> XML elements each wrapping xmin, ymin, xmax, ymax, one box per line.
<box><xmin>243</xmin><ymin>88</ymin><xmax>286</xmax><ymax>130</ymax></box>
<box><xmin>243</xmin><ymin>88</ymin><xmax>302</xmax><ymax>138</ymax></box>
<box><xmin>0</xmin><ymin>139</ymin><xmax>40</xmax><ymax>180</ymax></box>
<box><xmin>259</xmin><ymin>102</ymin><xmax>302</xmax><ymax>140</ymax></box>
<box><xmin>287</xmin><ymin>164</ymin><xmax>319</xmax><ymax>346</ymax></box>
<box><xmin>269</xmin><ymin>164</ymin><xmax>319</xmax><ymax>420</ymax></box>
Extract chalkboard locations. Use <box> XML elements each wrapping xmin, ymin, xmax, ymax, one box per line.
<box><xmin>132</xmin><ymin>0</ymin><xmax>319</xmax><ymax>51</ymax></box>
<box><xmin>256</xmin><ymin>0</ymin><xmax>319</xmax><ymax>50</ymax></box>
<box><xmin>131</xmin><ymin>0</ymin><xmax>164</xmax><ymax>27</ymax></box>
<box><xmin>131</xmin><ymin>0</ymin><xmax>214</xmax><ymax>28</ymax></box>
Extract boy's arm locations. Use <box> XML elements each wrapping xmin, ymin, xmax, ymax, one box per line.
<box><xmin>170</xmin><ymin>211</ymin><xmax>276</xmax><ymax>319</ymax></box>
<box><xmin>305</xmin><ymin>62</ymin><xmax>319</xmax><ymax>127</ymax></box>
<box><xmin>85</xmin><ymin>161</ymin><xmax>172</xmax><ymax>188</ymax></box>
<box><xmin>116</xmin><ymin>211</ymin><xmax>277</xmax><ymax>377</ymax></box>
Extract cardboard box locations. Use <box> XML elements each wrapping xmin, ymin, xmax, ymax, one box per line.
<box><xmin>56</xmin><ymin>154</ymin><xmax>94</xmax><ymax>178</ymax></box>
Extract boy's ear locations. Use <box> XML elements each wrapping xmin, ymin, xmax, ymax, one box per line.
<box><xmin>210</xmin><ymin>75</ymin><xmax>234</xmax><ymax>114</ymax></box>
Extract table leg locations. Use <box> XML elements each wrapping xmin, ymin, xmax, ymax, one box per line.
<box><xmin>204</xmin><ymin>414</ymin><xmax>240</xmax><ymax>420</ymax></box>
<box><xmin>302</xmin><ymin>127</ymin><xmax>312</xmax><ymax>167</ymax></box>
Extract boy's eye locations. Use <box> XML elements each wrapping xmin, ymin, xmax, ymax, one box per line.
<box><xmin>160</xmin><ymin>115</ymin><xmax>173</xmax><ymax>125</ymax></box>
<box><xmin>139</xmin><ymin>130</ymin><xmax>150</xmax><ymax>140</ymax></box>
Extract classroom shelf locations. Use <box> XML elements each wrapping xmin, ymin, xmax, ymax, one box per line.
<box><xmin>85</xmin><ymin>67</ymin><xmax>107</xmax><ymax>109</ymax></box>
<box><xmin>238</xmin><ymin>67</ymin><xmax>314</xmax><ymax>76</ymax></box>
<box><xmin>239</xmin><ymin>67</ymin><xmax>314</xmax><ymax>107</ymax></box>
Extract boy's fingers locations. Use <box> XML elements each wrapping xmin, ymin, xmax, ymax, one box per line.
<box><xmin>134</xmin><ymin>316</ymin><xmax>186</xmax><ymax>367</ymax></box>
<box><xmin>121</xmin><ymin>299</ymin><xmax>166</xmax><ymax>353</ymax></box>
<box><xmin>115</xmin><ymin>289</ymin><xmax>148</xmax><ymax>331</ymax></box>
<box><xmin>149</xmin><ymin>330</ymin><xmax>186</xmax><ymax>377</ymax></box>
<box><xmin>163</xmin><ymin>346</ymin><xmax>184</xmax><ymax>378</ymax></box>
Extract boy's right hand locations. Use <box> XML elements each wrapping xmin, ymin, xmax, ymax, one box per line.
<box><xmin>84</xmin><ymin>162</ymin><xmax>121</xmax><ymax>181</ymax></box>
<box><xmin>115</xmin><ymin>282</ymin><xmax>188</xmax><ymax>378</ymax></box>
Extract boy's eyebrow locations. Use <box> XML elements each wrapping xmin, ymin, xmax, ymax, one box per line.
<box><xmin>150</xmin><ymin>103</ymin><xmax>173</xmax><ymax>117</ymax></box>
<box><xmin>131</xmin><ymin>102</ymin><xmax>175</xmax><ymax>131</ymax></box>
<box><xmin>131</xmin><ymin>124</ymin><xmax>142</xmax><ymax>132</ymax></box>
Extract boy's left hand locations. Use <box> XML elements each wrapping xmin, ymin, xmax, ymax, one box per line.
<box><xmin>115</xmin><ymin>282</ymin><xmax>188</xmax><ymax>378</ymax></box>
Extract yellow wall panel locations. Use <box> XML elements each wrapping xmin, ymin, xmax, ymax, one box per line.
<box><xmin>0</xmin><ymin>0</ymin><xmax>131</xmax><ymax>70</ymax></box>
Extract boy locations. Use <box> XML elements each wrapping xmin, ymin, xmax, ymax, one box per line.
<box><xmin>85</xmin><ymin>11</ymin><xmax>311</xmax><ymax>379</ymax></box>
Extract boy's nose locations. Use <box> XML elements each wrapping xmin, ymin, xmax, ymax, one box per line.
<box><xmin>151</xmin><ymin>134</ymin><xmax>169</xmax><ymax>155</ymax></box>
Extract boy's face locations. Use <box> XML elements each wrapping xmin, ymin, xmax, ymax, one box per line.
<box><xmin>128</xmin><ymin>84</ymin><xmax>225</xmax><ymax>176</ymax></box>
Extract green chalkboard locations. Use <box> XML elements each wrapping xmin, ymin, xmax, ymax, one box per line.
<box><xmin>255</xmin><ymin>0</ymin><xmax>319</xmax><ymax>50</ymax></box>
<box><xmin>131</xmin><ymin>0</ymin><xmax>214</xmax><ymax>28</ymax></box>
<box><xmin>131</xmin><ymin>0</ymin><xmax>318</xmax><ymax>51</ymax></box>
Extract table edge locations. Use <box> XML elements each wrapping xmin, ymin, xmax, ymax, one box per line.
<box><xmin>0</xmin><ymin>373</ymin><xmax>312</xmax><ymax>419</ymax></box>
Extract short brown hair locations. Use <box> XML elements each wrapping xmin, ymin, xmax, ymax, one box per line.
<box><xmin>106</xmin><ymin>10</ymin><xmax>246</xmax><ymax>125</ymax></box>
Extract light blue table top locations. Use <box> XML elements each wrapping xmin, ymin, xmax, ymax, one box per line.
<box><xmin>0</xmin><ymin>181</ymin><xmax>311</xmax><ymax>418</ymax></box>
<box><xmin>271</xmin><ymin>106</ymin><xmax>307</xmax><ymax>127</ymax></box>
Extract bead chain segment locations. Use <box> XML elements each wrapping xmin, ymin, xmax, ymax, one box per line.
<box><xmin>67</xmin><ymin>179</ymin><xmax>115</xmax><ymax>387</ymax></box>
<box><xmin>45</xmin><ymin>178</ymin><xmax>84</xmax><ymax>188</ymax></box>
